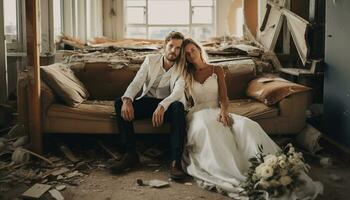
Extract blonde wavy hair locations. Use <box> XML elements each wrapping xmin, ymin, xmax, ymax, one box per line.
<box><xmin>177</xmin><ymin>38</ymin><xmax>210</xmax><ymax>107</ymax></box>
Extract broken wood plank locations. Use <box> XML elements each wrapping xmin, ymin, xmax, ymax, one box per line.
<box><xmin>49</xmin><ymin>189</ymin><xmax>64</xmax><ymax>200</ymax></box>
<box><xmin>97</xmin><ymin>141</ymin><xmax>120</xmax><ymax>160</ymax></box>
<box><xmin>51</xmin><ymin>167</ymin><xmax>70</xmax><ymax>177</ymax></box>
<box><xmin>16</xmin><ymin>147</ymin><xmax>53</xmax><ymax>165</ymax></box>
<box><xmin>22</xmin><ymin>183</ymin><xmax>51</xmax><ymax>199</ymax></box>
<box><xmin>258</xmin><ymin>1</ymin><xmax>285</xmax><ymax>51</ymax></box>
<box><xmin>60</xmin><ymin>145</ymin><xmax>79</xmax><ymax>163</ymax></box>
<box><xmin>282</xmin><ymin>8</ymin><xmax>310</xmax><ymax>65</ymax></box>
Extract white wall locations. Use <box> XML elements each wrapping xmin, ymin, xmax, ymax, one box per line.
<box><xmin>216</xmin><ymin>0</ymin><xmax>234</xmax><ymax>37</ymax></box>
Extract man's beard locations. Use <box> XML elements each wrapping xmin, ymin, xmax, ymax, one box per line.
<box><xmin>166</xmin><ymin>53</ymin><xmax>178</xmax><ymax>62</ymax></box>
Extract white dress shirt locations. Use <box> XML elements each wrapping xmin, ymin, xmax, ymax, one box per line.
<box><xmin>146</xmin><ymin>65</ymin><xmax>174</xmax><ymax>99</ymax></box>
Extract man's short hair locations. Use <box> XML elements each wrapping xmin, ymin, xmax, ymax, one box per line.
<box><xmin>164</xmin><ymin>31</ymin><xmax>185</xmax><ymax>44</ymax></box>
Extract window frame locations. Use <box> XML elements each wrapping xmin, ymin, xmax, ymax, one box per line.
<box><xmin>124</xmin><ymin>0</ymin><xmax>216</xmax><ymax>40</ymax></box>
<box><xmin>61</xmin><ymin>0</ymin><xmax>103</xmax><ymax>42</ymax></box>
<box><xmin>4</xmin><ymin>0</ymin><xmax>26</xmax><ymax>53</ymax></box>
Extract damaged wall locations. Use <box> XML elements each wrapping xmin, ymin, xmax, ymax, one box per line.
<box><xmin>227</xmin><ymin>0</ymin><xmax>243</xmax><ymax>36</ymax></box>
<box><xmin>324</xmin><ymin>0</ymin><xmax>350</xmax><ymax>148</ymax></box>
<box><xmin>243</xmin><ymin>0</ymin><xmax>258</xmax><ymax>37</ymax></box>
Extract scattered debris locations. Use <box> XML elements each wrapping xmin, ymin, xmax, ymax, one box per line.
<box><xmin>51</xmin><ymin>167</ymin><xmax>70</xmax><ymax>176</ymax></box>
<box><xmin>137</xmin><ymin>179</ymin><xmax>170</xmax><ymax>188</ymax></box>
<box><xmin>329</xmin><ymin>174</ymin><xmax>342</xmax><ymax>182</ymax></box>
<box><xmin>11</xmin><ymin>148</ymin><xmax>30</xmax><ymax>164</ymax></box>
<box><xmin>13</xmin><ymin>148</ymin><xmax>53</xmax><ymax>165</ymax></box>
<box><xmin>184</xmin><ymin>182</ymin><xmax>193</xmax><ymax>186</ymax></box>
<box><xmin>65</xmin><ymin>170</ymin><xmax>84</xmax><ymax>179</ymax></box>
<box><xmin>22</xmin><ymin>183</ymin><xmax>51</xmax><ymax>199</ymax></box>
<box><xmin>55</xmin><ymin>185</ymin><xmax>66</xmax><ymax>191</ymax></box>
<box><xmin>97</xmin><ymin>141</ymin><xmax>121</xmax><ymax>160</ymax></box>
<box><xmin>12</xmin><ymin>136</ymin><xmax>29</xmax><ymax>148</ymax></box>
<box><xmin>143</xmin><ymin>148</ymin><xmax>164</xmax><ymax>158</ymax></box>
<box><xmin>49</xmin><ymin>189</ymin><xmax>64</xmax><ymax>200</ymax></box>
<box><xmin>5</xmin><ymin>124</ymin><xmax>26</xmax><ymax>139</ymax></box>
<box><xmin>60</xmin><ymin>145</ymin><xmax>79</xmax><ymax>163</ymax></box>
<box><xmin>319</xmin><ymin>157</ymin><xmax>333</xmax><ymax>168</ymax></box>
<box><xmin>296</xmin><ymin>124</ymin><xmax>323</xmax><ymax>154</ymax></box>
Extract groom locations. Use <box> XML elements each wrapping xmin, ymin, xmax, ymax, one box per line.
<box><xmin>112</xmin><ymin>31</ymin><xmax>186</xmax><ymax>180</ymax></box>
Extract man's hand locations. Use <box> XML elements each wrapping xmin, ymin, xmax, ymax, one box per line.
<box><xmin>152</xmin><ymin>104</ymin><xmax>165</xmax><ymax>127</ymax></box>
<box><xmin>121</xmin><ymin>98</ymin><xmax>134</xmax><ymax>121</ymax></box>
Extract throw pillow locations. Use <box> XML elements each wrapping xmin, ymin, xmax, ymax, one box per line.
<box><xmin>246</xmin><ymin>77</ymin><xmax>311</xmax><ymax>105</ymax></box>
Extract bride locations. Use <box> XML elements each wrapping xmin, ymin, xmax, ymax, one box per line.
<box><xmin>178</xmin><ymin>38</ymin><xmax>322</xmax><ymax>199</ymax></box>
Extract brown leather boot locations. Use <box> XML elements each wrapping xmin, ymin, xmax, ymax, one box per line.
<box><xmin>170</xmin><ymin>160</ymin><xmax>186</xmax><ymax>180</ymax></box>
<box><xmin>110</xmin><ymin>152</ymin><xmax>140</xmax><ymax>174</ymax></box>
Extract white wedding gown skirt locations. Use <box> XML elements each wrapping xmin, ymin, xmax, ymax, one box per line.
<box><xmin>182</xmin><ymin>72</ymin><xmax>322</xmax><ymax>199</ymax></box>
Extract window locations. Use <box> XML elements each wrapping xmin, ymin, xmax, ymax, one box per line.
<box><xmin>125</xmin><ymin>0</ymin><xmax>215</xmax><ymax>41</ymax></box>
<box><xmin>61</xmin><ymin>0</ymin><xmax>103</xmax><ymax>42</ymax></box>
<box><xmin>4</xmin><ymin>0</ymin><xmax>18</xmax><ymax>51</ymax></box>
<box><xmin>53</xmin><ymin>0</ymin><xmax>63</xmax><ymax>42</ymax></box>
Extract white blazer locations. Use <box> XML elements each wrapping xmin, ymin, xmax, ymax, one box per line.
<box><xmin>122</xmin><ymin>54</ymin><xmax>185</xmax><ymax>111</ymax></box>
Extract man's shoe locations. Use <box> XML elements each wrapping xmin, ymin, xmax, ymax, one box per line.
<box><xmin>110</xmin><ymin>152</ymin><xmax>140</xmax><ymax>174</ymax></box>
<box><xmin>170</xmin><ymin>160</ymin><xmax>186</xmax><ymax>180</ymax></box>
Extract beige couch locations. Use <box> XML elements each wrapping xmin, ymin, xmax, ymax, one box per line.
<box><xmin>19</xmin><ymin>60</ymin><xmax>311</xmax><ymax>146</ymax></box>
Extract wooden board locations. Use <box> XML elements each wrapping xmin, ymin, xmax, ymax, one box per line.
<box><xmin>258</xmin><ymin>1</ymin><xmax>285</xmax><ymax>50</ymax></box>
<box><xmin>283</xmin><ymin>9</ymin><xmax>310</xmax><ymax>65</ymax></box>
<box><xmin>22</xmin><ymin>183</ymin><xmax>51</xmax><ymax>199</ymax></box>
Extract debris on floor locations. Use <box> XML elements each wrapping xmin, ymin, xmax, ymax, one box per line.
<box><xmin>137</xmin><ymin>179</ymin><xmax>170</xmax><ymax>188</ymax></box>
<box><xmin>296</xmin><ymin>124</ymin><xmax>323</xmax><ymax>154</ymax></box>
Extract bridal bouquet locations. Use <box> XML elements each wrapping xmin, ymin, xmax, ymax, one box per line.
<box><xmin>241</xmin><ymin>143</ymin><xmax>309</xmax><ymax>199</ymax></box>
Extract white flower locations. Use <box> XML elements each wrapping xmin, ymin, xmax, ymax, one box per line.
<box><xmin>279</xmin><ymin>176</ymin><xmax>292</xmax><ymax>186</ymax></box>
<box><xmin>278</xmin><ymin>154</ymin><xmax>287</xmax><ymax>161</ymax></box>
<box><xmin>288</xmin><ymin>155</ymin><xmax>299</xmax><ymax>165</ymax></box>
<box><xmin>279</xmin><ymin>160</ymin><xmax>287</xmax><ymax>168</ymax></box>
<box><xmin>288</xmin><ymin>147</ymin><xmax>295</xmax><ymax>154</ymax></box>
<box><xmin>255</xmin><ymin>163</ymin><xmax>274</xmax><ymax>179</ymax></box>
<box><xmin>258</xmin><ymin>179</ymin><xmax>270</xmax><ymax>189</ymax></box>
<box><xmin>255</xmin><ymin>163</ymin><xmax>266</xmax><ymax>177</ymax></box>
<box><xmin>261</xmin><ymin>166</ymin><xmax>274</xmax><ymax>179</ymax></box>
<box><xmin>264</xmin><ymin>154</ymin><xmax>278</xmax><ymax>167</ymax></box>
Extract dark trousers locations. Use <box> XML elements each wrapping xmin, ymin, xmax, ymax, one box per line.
<box><xmin>114</xmin><ymin>97</ymin><xmax>186</xmax><ymax>161</ymax></box>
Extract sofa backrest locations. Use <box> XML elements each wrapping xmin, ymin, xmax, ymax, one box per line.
<box><xmin>218</xmin><ymin>59</ymin><xmax>256</xmax><ymax>99</ymax></box>
<box><xmin>71</xmin><ymin>60</ymin><xmax>256</xmax><ymax>101</ymax></box>
<box><xmin>71</xmin><ymin>62</ymin><xmax>137</xmax><ymax>100</ymax></box>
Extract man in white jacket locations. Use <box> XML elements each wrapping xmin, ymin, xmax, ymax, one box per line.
<box><xmin>112</xmin><ymin>31</ymin><xmax>186</xmax><ymax>179</ymax></box>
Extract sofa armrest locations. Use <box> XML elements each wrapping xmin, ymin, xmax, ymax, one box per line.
<box><xmin>41</xmin><ymin>81</ymin><xmax>56</xmax><ymax>117</ymax></box>
<box><xmin>277</xmin><ymin>91</ymin><xmax>311</xmax><ymax>132</ymax></box>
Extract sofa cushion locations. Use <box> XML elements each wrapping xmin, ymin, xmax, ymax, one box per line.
<box><xmin>227</xmin><ymin>99</ymin><xmax>278</xmax><ymax>120</ymax></box>
<box><xmin>41</xmin><ymin>63</ymin><xmax>89</xmax><ymax>107</ymax></box>
<box><xmin>246</xmin><ymin>77</ymin><xmax>311</xmax><ymax>105</ymax></box>
<box><xmin>47</xmin><ymin>101</ymin><xmax>114</xmax><ymax>121</ymax></box>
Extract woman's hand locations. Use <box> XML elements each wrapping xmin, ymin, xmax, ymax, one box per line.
<box><xmin>218</xmin><ymin>110</ymin><xmax>234</xmax><ymax>127</ymax></box>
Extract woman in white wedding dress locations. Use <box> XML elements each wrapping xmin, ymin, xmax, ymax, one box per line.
<box><xmin>178</xmin><ymin>38</ymin><xmax>322</xmax><ymax>199</ymax></box>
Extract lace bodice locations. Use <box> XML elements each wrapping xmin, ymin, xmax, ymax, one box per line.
<box><xmin>191</xmin><ymin>71</ymin><xmax>219</xmax><ymax>107</ymax></box>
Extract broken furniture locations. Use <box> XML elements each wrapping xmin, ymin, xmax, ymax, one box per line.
<box><xmin>259</xmin><ymin>0</ymin><xmax>325</xmax><ymax>76</ymax></box>
<box><xmin>17</xmin><ymin>59</ymin><xmax>311</xmax><ymax>151</ymax></box>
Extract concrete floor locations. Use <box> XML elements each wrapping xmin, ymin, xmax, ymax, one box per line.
<box><xmin>1</xmin><ymin>135</ymin><xmax>350</xmax><ymax>200</ymax></box>
<box><xmin>59</xmin><ymin>163</ymin><xmax>350</xmax><ymax>200</ymax></box>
